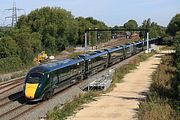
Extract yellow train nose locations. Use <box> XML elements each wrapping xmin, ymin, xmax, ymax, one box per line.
<box><xmin>25</xmin><ymin>83</ymin><xmax>39</xmax><ymax>99</ymax></box>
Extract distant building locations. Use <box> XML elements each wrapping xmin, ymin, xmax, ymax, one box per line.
<box><xmin>125</xmin><ymin>31</ymin><xmax>131</xmax><ymax>39</ymax></box>
<box><xmin>130</xmin><ymin>33</ymin><xmax>139</xmax><ymax>39</ymax></box>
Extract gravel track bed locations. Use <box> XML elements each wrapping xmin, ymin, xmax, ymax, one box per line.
<box><xmin>0</xmin><ymin>100</ymin><xmax>23</xmax><ymax>116</ymax></box>
<box><xmin>0</xmin><ymin>103</ymin><xmax>37</xmax><ymax>120</ymax></box>
<box><xmin>0</xmin><ymin>96</ymin><xmax>11</xmax><ymax>106</ymax></box>
<box><xmin>0</xmin><ymin>81</ymin><xmax>19</xmax><ymax>88</ymax></box>
<box><xmin>0</xmin><ymin>85</ymin><xmax>23</xmax><ymax>99</ymax></box>
<box><xmin>0</xmin><ymin>82</ymin><xmax>23</xmax><ymax>93</ymax></box>
<box><xmin>19</xmin><ymin>87</ymin><xmax>83</xmax><ymax>120</ymax></box>
<box><xmin>0</xmin><ymin>77</ymin><xmax>24</xmax><ymax>85</ymax></box>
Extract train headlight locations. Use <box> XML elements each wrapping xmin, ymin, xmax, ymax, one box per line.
<box><xmin>38</xmin><ymin>84</ymin><xmax>42</xmax><ymax>88</ymax></box>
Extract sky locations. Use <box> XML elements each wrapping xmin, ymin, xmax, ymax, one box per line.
<box><xmin>0</xmin><ymin>0</ymin><xmax>179</xmax><ymax>27</ymax></box>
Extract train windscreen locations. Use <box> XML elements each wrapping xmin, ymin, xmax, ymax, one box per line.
<box><xmin>26</xmin><ymin>72</ymin><xmax>43</xmax><ymax>83</ymax></box>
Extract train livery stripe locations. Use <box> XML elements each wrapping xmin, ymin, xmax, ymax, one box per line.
<box><xmin>25</xmin><ymin>83</ymin><xmax>39</xmax><ymax>99</ymax></box>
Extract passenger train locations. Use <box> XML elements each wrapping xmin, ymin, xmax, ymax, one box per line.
<box><xmin>23</xmin><ymin>38</ymin><xmax>158</xmax><ymax>101</ymax></box>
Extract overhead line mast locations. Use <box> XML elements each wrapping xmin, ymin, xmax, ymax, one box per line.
<box><xmin>5</xmin><ymin>2</ymin><xmax>24</xmax><ymax>27</ymax></box>
<box><xmin>84</xmin><ymin>28</ymin><xmax>150</xmax><ymax>53</ymax></box>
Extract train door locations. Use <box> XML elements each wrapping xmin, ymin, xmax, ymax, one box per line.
<box><xmin>50</xmin><ymin>72</ymin><xmax>59</xmax><ymax>90</ymax></box>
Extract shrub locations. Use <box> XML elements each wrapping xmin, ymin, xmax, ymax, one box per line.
<box><xmin>0</xmin><ymin>57</ymin><xmax>23</xmax><ymax>73</ymax></box>
<box><xmin>138</xmin><ymin>55</ymin><xmax>180</xmax><ymax>120</ymax></box>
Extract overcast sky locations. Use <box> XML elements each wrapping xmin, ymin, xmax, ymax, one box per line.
<box><xmin>0</xmin><ymin>0</ymin><xmax>179</xmax><ymax>27</ymax></box>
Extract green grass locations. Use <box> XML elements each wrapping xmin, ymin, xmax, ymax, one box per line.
<box><xmin>138</xmin><ymin>54</ymin><xmax>180</xmax><ymax>120</ymax></box>
<box><xmin>47</xmin><ymin>52</ymin><xmax>155</xmax><ymax>120</ymax></box>
<box><xmin>47</xmin><ymin>91</ymin><xmax>100</xmax><ymax>120</ymax></box>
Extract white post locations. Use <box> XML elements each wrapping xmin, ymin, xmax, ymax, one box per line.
<box><xmin>85</xmin><ymin>32</ymin><xmax>88</xmax><ymax>52</ymax></box>
<box><xmin>146</xmin><ymin>32</ymin><xmax>149</xmax><ymax>53</ymax></box>
<box><xmin>95</xmin><ymin>28</ymin><xmax>98</xmax><ymax>49</ymax></box>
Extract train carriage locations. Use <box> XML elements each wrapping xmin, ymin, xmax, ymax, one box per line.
<box><xmin>124</xmin><ymin>43</ymin><xmax>134</xmax><ymax>57</ymax></box>
<box><xmin>24</xmin><ymin>58</ymin><xmax>84</xmax><ymax>101</ymax></box>
<box><xmin>105</xmin><ymin>46</ymin><xmax>124</xmax><ymax>66</ymax></box>
<box><xmin>133</xmin><ymin>41</ymin><xmax>144</xmax><ymax>53</ymax></box>
<box><xmin>79</xmin><ymin>50</ymin><xmax>109</xmax><ymax>77</ymax></box>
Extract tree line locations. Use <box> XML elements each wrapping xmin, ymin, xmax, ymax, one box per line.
<box><xmin>167</xmin><ymin>13</ymin><xmax>180</xmax><ymax>98</ymax></box>
<box><xmin>0</xmin><ymin>7</ymin><xmax>167</xmax><ymax>73</ymax></box>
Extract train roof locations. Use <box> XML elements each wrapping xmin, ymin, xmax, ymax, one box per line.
<box><xmin>124</xmin><ymin>43</ymin><xmax>133</xmax><ymax>48</ymax></box>
<box><xmin>79</xmin><ymin>50</ymin><xmax>108</xmax><ymax>60</ymax></box>
<box><xmin>29</xmin><ymin>57</ymin><xmax>84</xmax><ymax>73</ymax></box>
<box><xmin>134</xmin><ymin>41</ymin><xmax>143</xmax><ymax>45</ymax></box>
<box><xmin>105</xmin><ymin>46</ymin><xmax>124</xmax><ymax>53</ymax></box>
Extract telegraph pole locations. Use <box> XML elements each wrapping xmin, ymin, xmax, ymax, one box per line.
<box><xmin>5</xmin><ymin>2</ymin><xmax>24</xmax><ymax>27</ymax></box>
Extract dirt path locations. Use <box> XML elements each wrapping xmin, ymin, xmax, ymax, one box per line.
<box><xmin>70</xmin><ymin>53</ymin><xmax>163</xmax><ymax>120</ymax></box>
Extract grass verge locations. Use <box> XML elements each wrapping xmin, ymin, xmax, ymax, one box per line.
<box><xmin>47</xmin><ymin>52</ymin><xmax>155</xmax><ymax>120</ymax></box>
<box><xmin>138</xmin><ymin>54</ymin><xmax>180</xmax><ymax>120</ymax></box>
<box><xmin>47</xmin><ymin>91</ymin><xmax>100</xmax><ymax>120</ymax></box>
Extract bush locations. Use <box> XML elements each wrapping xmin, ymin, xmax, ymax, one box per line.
<box><xmin>138</xmin><ymin>97</ymin><xmax>176</xmax><ymax>120</ymax></box>
<box><xmin>0</xmin><ymin>57</ymin><xmax>23</xmax><ymax>73</ymax></box>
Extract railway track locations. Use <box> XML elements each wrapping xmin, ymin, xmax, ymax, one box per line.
<box><xmin>0</xmin><ymin>83</ymin><xmax>79</xmax><ymax>120</ymax></box>
<box><xmin>0</xmin><ymin>78</ymin><xmax>24</xmax><ymax>96</ymax></box>
<box><xmin>0</xmin><ymin>77</ymin><xmax>88</xmax><ymax>120</ymax></box>
<box><xmin>0</xmin><ymin>82</ymin><xmax>23</xmax><ymax>95</ymax></box>
<box><xmin>0</xmin><ymin>100</ymin><xmax>39</xmax><ymax>120</ymax></box>
<box><xmin>0</xmin><ymin>89</ymin><xmax>41</xmax><ymax>120</ymax></box>
<box><xmin>0</xmin><ymin>77</ymin><xmax>24</xmax><ymax>87</ymax></box>
<box><xmin>0</xmin><ymin>92</ymin><xmax>23</xmax><ymax>108</ymax></box>
<box><xmin>0</xmin><ymin>81</ymin><xmax>23</xmax><ymax>90</ymax></box>
<box><xmin>0</xmin><ymin>51</ymin><xmax>145</xmax><ymax>120</ymax></box>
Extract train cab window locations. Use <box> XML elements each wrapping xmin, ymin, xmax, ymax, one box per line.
<box><xmin>26</xmin><ymin>73</ymin><xmax>43</xmax><ymax>83</ymax></box>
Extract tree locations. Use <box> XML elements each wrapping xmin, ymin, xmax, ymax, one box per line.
<box><xmin>30</xmin><ymin>32</ymin><xmax>42</xmax><ymax>53</ymax></box>
<box><xmin>75</xmin><ymin>16</ymin><xmax>108</xmax><ymax>45</ymax></box>
<box><xmin>13</xmin><ymin>32</ymin><xmax>34</xmax><ymax>65</ymax></box>
<box><xmin>0</xmin><ymin>36</ymin><xmax>19</xmax><ymax>58</ymax></box>
<box><xmin>174</xmin><ymin>31</ymin><xmax>180</xmax><ymax>71</ymax></box>
<box><xmin>76</xmin><ymin>17</ymin><xmax>93</xmax><ymax>44</ymax></box>
<box><xmin>16</xmin><ymin>7</ymin><xmax>81</xmax><ymax>51</ymax></box>
<box><xmin>167</xmin><ymin>14</ymin><xmax>180</xmax><ymax>36</ymax></box>
<box><xmin>140</xmin><ymin>18</ymin><xmax>166</xmax><ymax>38</ymax></box>
<box><xmin>124</xmin><ymin>20</ymin><xmax>138</xmax><ymax>29</ymax></box>
<box><xmin>43</xmin><ymin>34</ymin><xmax>57</xmax><ymax>54</ymax></box>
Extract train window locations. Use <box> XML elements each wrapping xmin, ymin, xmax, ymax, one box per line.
<box><xmin>30</xmin><ymin>73</ymin><xmax>42</xmax><ymax>78</ymax></box>
<box><xmin>58</xmin><ymin>63</ymin><xmax>81</xmax><ymax>81</ymax></box>
<box><xmin>111</xmin><ymin>50</ymin><xmax>123</xmax><ymax>60</ymax></box>
<box><xmin>90</xmin><ymin>54</ymin><xmax>107</xmax><ymax>69</ymax></box>
<box><xmin>52</xmin><ymin>73</ymin><xmax>58</xmax><ymax>84</ymax></box>
<box><xmin>26</xmin><ymin>73</ymin><xmax>43</xmax><ymax>83</ymax></box>
<box><xmin>126</xmin><ymin>47</ymin><xmax>131</xmax><ymax>54</ymax></box>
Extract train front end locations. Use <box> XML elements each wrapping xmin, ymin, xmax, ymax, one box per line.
<box><xmin>23</xmin><ymin>71</ymin><xmax>46</xmax><ymax>101</ymax></box>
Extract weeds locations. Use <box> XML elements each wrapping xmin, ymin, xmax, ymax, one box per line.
<box><xmin>47</xmin><ymin>91</ymin><xmax>100</xmax><ymax>120</ymax></box>
<box><xmin>138</xmin><ymin>54</ymin><xmax>180</xmax><ymax>120</ymax></box>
